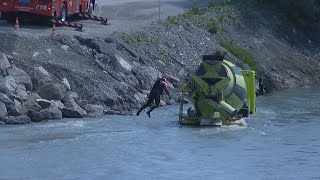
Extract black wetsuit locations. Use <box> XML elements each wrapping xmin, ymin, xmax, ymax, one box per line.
<box><xmin>137</xmin><ymin>78</ymin><xmax>170</xmax><ymax>117</ymax></box>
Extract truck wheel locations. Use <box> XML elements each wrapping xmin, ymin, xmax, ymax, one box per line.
<box><xmin>59</xmin><ymin>4</ymin><xmax>67</xmax><ymax>21</ymax></box>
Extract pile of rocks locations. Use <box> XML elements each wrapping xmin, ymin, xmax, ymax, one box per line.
<box><xmin>0</xmin><ymin>53</ymin><xmax>106</xmax><ymax>125</ymax></box>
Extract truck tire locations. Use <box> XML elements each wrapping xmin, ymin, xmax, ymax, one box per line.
<box><xmin>59</xmin><ymin>4</ymin><xmax>67</xmax><ymax>21</ymax></box>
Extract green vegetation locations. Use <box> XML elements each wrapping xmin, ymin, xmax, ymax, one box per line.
<box><xmin>155</xmin><ymin>47</ymin><xmax>172</xmax><ymax>63</ymax></box>
<box><xmin>231</xmin><ymin>0</ymin><xmax>320</xmax><ymax>40</ymax></box>
<box><xmin>219</xmin><ymin>40</ymin><xmax>257</xmax><ymax>71</ymax></box>
<box><xmin>164</xmin><ymin>7</ymin><xmax>209</xmax><ymax>27</ymax></box>
<box><xmin>267</xmin><ymin>0</ymin><xmax>320</xmax><ymax>40</ymax></box>
<box><xmin>207</xmin><ymin>19</ymin><xmax>220</xmax><ymax>34</ymax></box>
<box><xmin>119</xmin><ymin>31</ymin><xmax>158</xmax><ymax>50</ymax></box>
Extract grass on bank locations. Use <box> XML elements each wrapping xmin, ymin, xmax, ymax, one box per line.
<box><xmin>207</xmin><ymin>19</ymin><xmax>220</xmax><ymax>34</ymax></box>
<box><xmin>219</xmin><ymin>40</ymin><xmax>257</xmax><ymax>71</ymax></box>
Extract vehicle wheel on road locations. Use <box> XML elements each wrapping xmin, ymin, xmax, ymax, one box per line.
<box><xmin>1</xmin><ymin>13</ymin><xmax>14</xmax><ymax>22</ymax></box>
<box><xmin>59</xmin><ymin>4</ymin><xmax>68</xmax><ymax>21</ymax></box>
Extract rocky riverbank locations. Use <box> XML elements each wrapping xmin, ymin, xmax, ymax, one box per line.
<box><xmin>1</xmin><ymin>2</ymin><xmax>320</xmax><ymax>124</ymax></box>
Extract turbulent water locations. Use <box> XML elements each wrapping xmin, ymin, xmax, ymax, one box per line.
<box><xmin>1</xmin><ymin>86</ymin><xmax>320</xmax><ymax>180</ymax></box>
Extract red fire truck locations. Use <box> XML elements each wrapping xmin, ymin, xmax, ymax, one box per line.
<box><xmin>0</xmin><ymin>0</ymin><xmax>94</xmax><ymax>21</ymax></box>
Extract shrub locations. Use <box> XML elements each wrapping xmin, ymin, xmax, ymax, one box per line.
<box><xmin>207</xmin><ymin>19</ymin><xmax>220</xmax><ymax>34</ymax></box>
<box><xmin>219</xmin><ymin>40</ymin><xmax>257</xmax><ymax>71</ymax></box>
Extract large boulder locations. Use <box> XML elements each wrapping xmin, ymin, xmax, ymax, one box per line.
<box><xmin>7</xmin><ymin>67</ymin><xmax>32</xmax><ymax>91</ymax></box>
<box><xmin>7</xmin><ymin>99</ymin><xmax>22</xmax><ymax>116</ymax></box>
<box><xmin>0</xmin><ymin>102</ymin><xmax>7</xmax><ymax>118</ymax></box>
<box><xmin>16</xmin><ymin>84</ymin><xmax>28</xmax><ymax>101</ymax></box>
<box><xmin>134</xmin><ymin>92</ymin><xmax>147</xmax><ymax>105</ymax></box>
<box><xmin>103</xmin><ymin>109</ymin><xmax>122</xmax><ymax>115</ymax></box>
<box><xmin>38</xmin><ymin>83</ymin><xmax>66</xmax><ymax>101</ymax></box>
<box><xmin>34</xmin><ymin>66</ymin><xmax>52</xmax><ymax>87</ymax></box>
<box><xmin>63</xmin><ymin>92</ymin><xmax>86</xmax><ymax>116</ymax></box>
<box><xmin>0</xmin><ymin>76</ymin><xmax>17</xmax><ymax>96</ymax></box>
<box><xmin>40</xmin><ymin>106</ymin><xmax>62</xmax><ymax>120</ymax></box>
<box><xmin>167</xmin><ymin>75</ymin><xmax>181</xmax><ymax>88</ymax></box>
<box><xmin>21</xmin><ymin>93</ymin><xmax>42</xmax><ymax>113</ymax></box>
<box><xmin>36</xmin><ymin>99</ymin><xmax>52</xmax><ymax>109</ymax></box>
<box><xmin>27</xmin><ymin>110</ymin><xmax>44</xmax><ymax>122</ymax></box>
<box><xmin>61</xmin><ymin>108</ymin><xmax>83</xmax><ymax>118</ymax></box>
<box><xmin>0</xmin><ymin>53</ymin><xmax>10</xmax><ymax>74</ymax></box>
<box><xmin>76</xmin><ymin>100</ymin><xmax>88</xmax><ymax>107</ymax></box>
<box><xmin>50</xmin><ymin>100</ymin><xmax>65</xmax><ymax>109</ymax></box>
<box><xmin>0</xmin><ymin>92</ymin><xmax>13</xmax><ymax>109</ymax></box>
<box><xmin>110</xmin><ymin>54</ymin><xmax>133</xmax><ymax>75</ymax></box>
<box><xmin>3</xmin><ymin>116</ymin><xmax>31</xmax><ymax>125</ymax></box>
<box><xmin>133</xmin><ymin>65</ymin><xmax>162</xmax><ymax>90</ymax></box>
<box><xmin>62</xmin><ymin>77</ymin><xmax>71</xmax><ymax>91</ymax></box>
<box><xmin>82</xmin><ymin>104</ymin><xmax>104</xmax><ymax>117</ymax></box>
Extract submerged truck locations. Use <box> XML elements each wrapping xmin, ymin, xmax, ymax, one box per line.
<box><xmin>179</xmin><ymin>55</ymin><xmax>256</xmax><ymax>126</ymax></box>
<box><xmin>0</xmin><ymin>0</ymin><xmax>94</xmax><ymax>21</ymax></box>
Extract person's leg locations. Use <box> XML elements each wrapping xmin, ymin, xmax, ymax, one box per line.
<box><xmin>136</xmin><ymin>95</ymin><xmax>155</xmax><ymax>116</ymax></box>
<box><xmin>146</xmin><ymin>94</ymin><xmax>160</xmax><ymax>117</ymax></box>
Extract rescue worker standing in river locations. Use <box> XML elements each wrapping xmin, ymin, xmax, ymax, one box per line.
<box><xmin>136</xmin><ymin>76</ymin><xmax>172</xmax><ymax>118</ymax></box>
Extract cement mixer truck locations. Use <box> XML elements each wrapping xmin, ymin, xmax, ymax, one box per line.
<box><xmin>179</xmin><ymin>55</ymin><xmax>256</xmax><ymax>126</ymax></box>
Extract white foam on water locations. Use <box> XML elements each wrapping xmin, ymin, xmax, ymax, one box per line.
<box><xmin>198</xmin><ymin>118</ymin><xmax>248</xmax><ymax>135</ymax></box>
<box><xmin>36</xmin><ymin>120</ymin><xmax>87</xmax><ymax>129</ymax></box>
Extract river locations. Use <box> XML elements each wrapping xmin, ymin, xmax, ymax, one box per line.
<box><xmin>1</xmin><ymin>86</ymin><xmax>320</xmax><ymax>179</ymax></box>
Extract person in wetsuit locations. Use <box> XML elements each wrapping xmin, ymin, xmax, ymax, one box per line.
<box><xmin>136</xmin><ymin>76</ymin><xmax>171</xmax><ymax>118</ymax></box>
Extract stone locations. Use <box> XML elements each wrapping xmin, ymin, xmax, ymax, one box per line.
<box><xmin>110</xmin><ymin>54</ymin><xmax>133</xmax><ymax>74</ymax></box>
<box><xmin>66</xmin><ymin>91</ymin><xmax>79</xmax><ymax>100</ymax></box>
<box><xmin>27</xmin><ymin>110</ymin><xmax>44</xmax><ymax>122</ymax></box>
<box><xmin>4</xmin><ymin>116</ymin><xmax>31</xmax><ymax>125</ymax></box>
<box><xmin>76</xmin><ymin>100</ymin><xmax>88</xmax><ymax>108</ymax></box>
<box><xmin>0</xmin><ymin>53</ymin><xmax>10</xmax><ymax>74</ymax></box>
<box><xmin>83</xmin><ymin>104</ymin><xmax>104</xmax><ymax>117</ymax></box>
<box><xmin>167</xmin><ymin>75</ymin><xmax>181</xmax><ymax>88</ymax></box>
<box><xmin>63</xmin><ymin>92</ymin><xmax>86</xmax><ymax>116</ymax></box>
<box><xmin>7</xmin><ymin>108</ymin><xmax>21</xmax><ymax>116</ymax></box>
<box><xmin>7</xmin><ymin>99</ymin><xmax>22</xmax><ymax>116</ymax></box>
<box><xmin>40</xmin><ymin>106</ymin><xmax>62</xmax><ymax>120</ymax></box>
<box><xmin>167</xmin><ymin>75</ymin><xmax>180</xmax><ymax>84</ymax></box>
<box><xmin>22</xmin><ymin>93</ymin><xmax>42</xmax><ymax>112</ymax></box>
<box><xmin>103</xmin><ymin>109</ymin><xmax>122</xmax><ymax>115</ymax></box>
<box><xmin>167</xmin><ymin>99</ymin><xmax>176</xmax><ymax>105</ymax></box>
<box><xmin>0</xmin><ymin>92</ymin><xmax>13</xmax><ymax>109</ymax></box>
<box><xmin>0</xmin><ymin>102</ymin><xmax>7</xmax><ymax>118</ymax></box>
<box><xmin>133</xmin><ymin>65</ymin><xmax>162</xmax><ymax>90</ymax></box>
<box><xmin>61</xmin><ymin>45</ymin><xmax>71</xmax><ymax>51</ymax></box>
<box><xmin>7</xmin><ymin>67</ymin><xmax>32</xmax><ymax>91</ymax></box>
<box><xmin>36</xmin><ymin>99</ymin><xmax>52</xmax><ymax>109</ymax></box>
<box><xmin>123</xmin><ymin>75</ymin><xmax>139</xmax><ymax>87</ymax></box>
<box><xmin>50</xmin><ymin>100</ymin><xmax>65</xmax><ymax>109</ymax></box>
<box><xmin>28</xmin><ymin>92</ymin><xmax>42</xmax><ymax>101</ymax></box>
<box><xmin>61</xmin><ymin>108</ymin><xmax>84</xmax><ymax>118</ymax></box>
<box><xmin>160</xmin><ymin>100</ymin><xmax>166</xmax><ymax>106</ymax></box>
<box><xmin>16</xmin><ymin>84</ymin><xmax>28</xmax><ymax>101</ymax></box>
<box><xmin>38</xmin><ymin>83</ymin><xmax>66</xmax><ymax>101</ymax></box>
<box><xmin>31</xmin><ymin>76</ymin><xmax>40</xmax><ymax>91</ymax></box>
<box><xmin>0</xmin><ymin>76</ymin><xmax>17</xmax><ymax>95</ymax></box>
<box><xmin>36</xmin><ymin>66</ymin><xmax>50</xmax><ymax>77</ymax></box>
<box><xmin>62</xmin><ymin>77</ymin><xmax>71</xmax><ymax>91</ymax></box>
<box><xmin>0</xmin><ymin>120</ymin><xmax>5</xmax><ymax>125</ymax></box>
<box><xmin>134</xmin><ymin>92</ymin><xmax>147</xmax><ymax>104</ymax></box>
